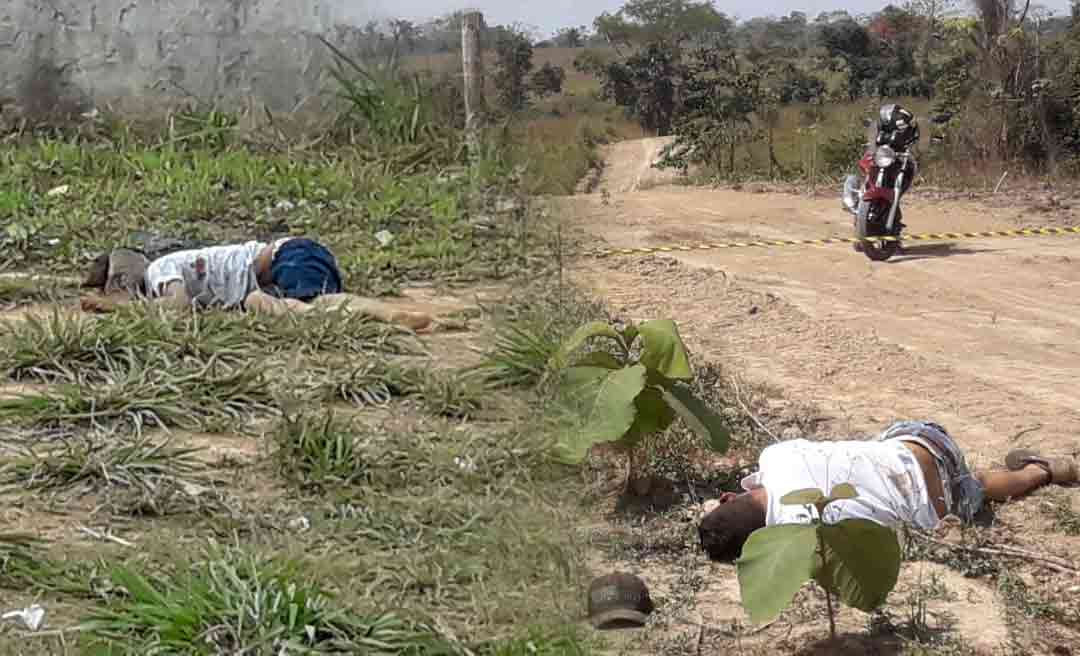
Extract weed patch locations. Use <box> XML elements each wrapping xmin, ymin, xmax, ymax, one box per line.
<box><xmin>0</xmin><ymin>359</ymin><xmax>277</xmax><ymax>432</ymax></box>
<box><xmin>80</xmin><ymin>543</ymin><xmax>461</xmax><ymax>655</ymax></box>
<box><xmin>1041</xmin><ymin>491</ymin><xmax>1080</xmax><ymax>536</ymax></box>
<box><xmin>273</xmin><ymin>411</ymin><xmax>369</xmax><ymax>490</ymax></box>
<box><xmin>0</xmin><ymin>429</ymin><xmax>205</xmax><ymax>497</ymax></box>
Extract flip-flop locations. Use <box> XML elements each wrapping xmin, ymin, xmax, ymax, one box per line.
<box><xmin>1005</xmin><ymin>449</ymin><xmax>1078</xmax><ymax>485</ymax></box>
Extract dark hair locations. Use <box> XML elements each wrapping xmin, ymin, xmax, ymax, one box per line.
<box><xmin>698</xmin><ymin>495</ymin><xmax>766</xmax><ymax>562</ymax></box>
<box><xmin>82</xmin><ymin>253</ymin><xmax>110</xmax><ymax>289</ymax></box>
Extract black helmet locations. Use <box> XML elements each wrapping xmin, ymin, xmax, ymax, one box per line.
<box><xmin>876</xmin><ymin>103</ymin><xmax>919</xmax><ymax>150</ymax></box>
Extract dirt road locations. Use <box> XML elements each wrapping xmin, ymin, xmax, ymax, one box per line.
<box><xmin>567</xmin><ymin>138</ymin><xmax>1080</xmax><ymax>653</ymax></box>
<box><xmin>567</xmin><ymin>137</ymin><xmax>1080</xmax><ymax>466</ymax></box>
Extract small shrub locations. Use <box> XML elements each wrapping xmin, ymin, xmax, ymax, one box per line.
<box><xmin>530</xmin><ymin>63</ymin><xmax>567</xmax><ymax>99</ymax></box>
<box><xmin>551</xmin><ymin>319</ymin><xmax>730</xmax><ymax>487</ymax></box>
<box><xmin>737</xmin><ymin>485</ymin><xmax>902</xmax><ymax>637</ymax></box>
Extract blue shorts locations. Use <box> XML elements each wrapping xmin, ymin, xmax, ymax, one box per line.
<box><xmin>879</xmin><ymin>421</ymin><xmax>986</xmax><ymax>523</ymax></box>
<box><xmin>267</xmin><ymin>238</ymin><xmax>343</xmax><ymax>301</ymax></box>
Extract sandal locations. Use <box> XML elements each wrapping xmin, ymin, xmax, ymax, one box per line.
<box><xmin>1005</xmin><ymin>449</ymin><xmax>1078</xmax><ymax>485</ymax></box>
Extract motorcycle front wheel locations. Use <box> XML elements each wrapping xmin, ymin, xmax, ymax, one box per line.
<box><xmin>855</xmin><ymin>202</ymin><xmax>900</xmax><ymax>262</ymax></box>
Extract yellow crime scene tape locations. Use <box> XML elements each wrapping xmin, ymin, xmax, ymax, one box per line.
<box><xmin>580</xmin><ymin>226</ymin><xmax>1080</xmax><ymax>258</ymax></box>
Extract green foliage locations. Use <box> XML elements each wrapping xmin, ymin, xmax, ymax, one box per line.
<box><xmin>594</xmin><ymin>0</ymin><xmax>732</xmax><ymax>46</ymax></box>
<box><xmin>274</xmin><ymin>410</ymin><xmax>368</xmax><ymax>489</ymax></box>
<box><xmin>79</xmin><ymin>544</ymin><xmax>462</xmax><ymax>654</ymax></box>
<box><xmin>551</xmin><ymin>319</ymin><xmax>729</xmax><ymax>464</ymax></box>
<box><xmin>597</xmin><ymin>41</ymin><xmax>681</xmax><ymax>135</ymax></box>
<box><xmin>530</xmin><ymin>63</ymin><xmax>567</xmax><ymax>98</ymax></box>
<box><xmin>736</xmin><ymin>484</ymin><xmax>902</xmax><ymax>632</ymax></box>
<box><xmin>494</xmin><ymin>30</ymin><xmax>536</xmax><ymax>113</ymax></box>
<box><xmin>323</xmin><ymin>37</ymin><xmax>449</xmax><ymax>152</ymax></box>
<box><xmin>0</xmin><ymin>431</ymin><xmax>206</xmax><ymax>495</ymax></box>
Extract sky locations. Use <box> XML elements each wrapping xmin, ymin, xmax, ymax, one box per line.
<box><xmin>343</xmin><ymin>0</ymin><xmax>1074</xmax><ymax>36</ymax></box>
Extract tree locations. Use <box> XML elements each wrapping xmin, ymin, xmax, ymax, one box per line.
<box><xmin>388</xmin><ymin>19</ymin><xmax>420</xmax><ymax>55</ymax></box>
<box><xmin>555</xmin><ymin>26</ymin><xmax>587</xmax><ymax>48</ymax></box>
<box><xmin>656</xmin><ymin>41</ymin><xmax>764</xmax><ymax>174</ymax></box>
<box><xmin>594</xmin><ymin>0</ymin><xmax>732</xmax><ymax>48</ymax></box>
<box><xmin>493</xmin><ymin>30</ymin><xmax>535</xmax><ymax>112</ymax></box>
<box><xmin>530</xmin><ymin>63</ymin><xmax>566</xmax><ymax>98</ymax></box>
<box><xmin>598</xmin><ymin>41</ymin><xmax>681</xmax><ymax>135</ymax></box>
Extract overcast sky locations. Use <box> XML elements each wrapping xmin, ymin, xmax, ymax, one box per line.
<box><xmin>344</xmin><ymin>0</ymin><xmax>1073</xmax><ymax>35</ymax></box>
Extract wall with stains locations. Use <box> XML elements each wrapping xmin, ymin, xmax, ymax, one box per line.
<box><xmin>0</xmin><ymin>0</ymin><xmax>350</xmax><ymax>113</ymax></box>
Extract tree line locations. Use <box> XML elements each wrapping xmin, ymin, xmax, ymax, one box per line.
<box><xmin>343</xmin><ymin>0</ymin><xmax>1080</xmax><ymax>177</ymax></box>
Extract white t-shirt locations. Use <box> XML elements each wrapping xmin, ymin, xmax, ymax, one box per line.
<box><xmin>144</xmin><ymin>241</ymin><xmax>266</xmax><ymax>309</ymax></box>
<box><xmin>741</xmin><ymin>439</ymin><xmax>939</xmax><ymax>531</ymax></box>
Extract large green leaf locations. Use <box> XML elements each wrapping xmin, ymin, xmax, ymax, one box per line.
<box><xmin>816</xmin><ymin>520</ymin><xmax>901</xmax><ymax>613</ymax></box>
<box><xmin>827</xmin><ymin>483</ymin><xmax>859</xmax><ymax>502</ymax></box>
<box><xmin>736</xmin><ymin>525</ymin><xmax>819</xmax><ymax>625</ymax></box>
<box><xmin>624</xmin><ymin>386</ymin><xmax>677</xmax><ymax>446</ymax></box>
<box><xmin>561</xmin><ymin>352</ymin><xmax>623</xmax><ymax>401</ymax></box>
<box><xmin>780</xmin><ymin>488</ymin><xmax>826</xmax><ymax>507</ymax></box>
<box><xmin>550</xmin><ymin>321</ymin><xmax>626</xmax><ymax>371</ymax></box>
<box><xmin>660</xmin><ymin>384</ymin><xmax>731</xmax><ymax>453</ymax></box>
<box><xmin>637</xmin><ymin>320</ymin><xmax>692</xmax><ymax>380</ymax></box>
<box><xmin>555</xmin><ymin>364</ymin><xmax>647</xmax><ymax>464</ymax></box>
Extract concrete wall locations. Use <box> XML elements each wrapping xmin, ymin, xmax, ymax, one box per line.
<box><xmin>0</xmin><ymin>0</ymin><xmax>355</xmax><ymax>114</ymax></box>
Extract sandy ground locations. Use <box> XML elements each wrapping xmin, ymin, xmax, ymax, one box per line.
<box><xmin>565</xmin><ymin>138</ymin><xmax>1080</xmax><ymax>654</ymax></box>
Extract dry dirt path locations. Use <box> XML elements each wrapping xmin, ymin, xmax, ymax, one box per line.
<box><xmin>562</xmin><ymin>137</ymin><xmax>1080</xmax><ymax>654</ymax></box>
<box><xmin>565</xmin><ymin>137</ymin><xmax>1080</xmax><ymax>469</ymax></box>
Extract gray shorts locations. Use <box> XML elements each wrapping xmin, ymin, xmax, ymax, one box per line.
<box><xmin>878</xmin><ymin>421</ymin><xmax>985</xmax><ymax>523</ymax></box>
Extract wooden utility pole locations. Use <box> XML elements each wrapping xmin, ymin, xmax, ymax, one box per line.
<box><xmin>462</xmin><ymin>10</ymin><xmax>485</xmax><ymax>162</ymax></box>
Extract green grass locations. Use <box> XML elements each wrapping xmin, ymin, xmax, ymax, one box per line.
<box><xmin>0</xmin><ymin>275</ymin><xmax>79</xmax><ymax>307</ymax></box>
<box><xmin>0</xmin><ymin>355</ymin><xmax>279</xmax><ymax>432</ymax></box>
<box><xmin>0</xmin><ymin>430</ymin><xmax>205</xmax><ymax>494</ymax></box>
<box><xmin>0</xmin><ymin>135</ymin><xmax>528</xmax><ymax>294</ymax></box>
<box><xmin>0</xmin><ymin>305</ymin><xmax>423</xmax><ymax>386</ymax></box>
<box><xmin>0</xmin><ymin>65</ymin><xmax>612</xmax><ymax>654</ymax></box>
<box><xmin>79</xmin><ymin>543</ymin><xmax>463</xmax><ymax>655</ymax></box>
<box><xmin>273</xmin><ymin>411</ymin><xmax>370</xmax><ymax>489</ymax></box>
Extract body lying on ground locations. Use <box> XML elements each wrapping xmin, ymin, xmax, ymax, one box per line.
<box><xmin>79</xmin><ymin>237</ymin><xmax>432</xmax><ymax>331</ymax></box>
<box><xmin>698</xmin><ymin>420</ymin><xmax>1078</xmax><ymax>562</ymax></box>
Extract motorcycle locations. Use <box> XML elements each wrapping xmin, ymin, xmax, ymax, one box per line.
<box><xmin>840</xmin><ymin>120</ymin><xmax>917</xmax><ymax>262</ymax></box>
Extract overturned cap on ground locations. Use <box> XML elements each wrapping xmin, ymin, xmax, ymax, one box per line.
<box><xmin>587</xmin><ymin>572</ymin><xmax>654</xmax><ymax>630</ymax></box>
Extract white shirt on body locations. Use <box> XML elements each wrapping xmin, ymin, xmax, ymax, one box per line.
<box><xmin>144</xmin><ymin>241</ymin><xmax>266</xmax><ymax>309</ymax></box>
<box><xmin>741</xmin><ymin>439</ymin><xmax>939</xmax><ymax>531</ymax></box>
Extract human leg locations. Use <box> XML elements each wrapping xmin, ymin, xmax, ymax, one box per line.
<box><xmin>311</xmin><ymin>294</ymin><xmax>432</xmax><ymax>331</ymax></box>
<box><xmin>244</xmin><ymin>290</ymin><xmax>312</xmax><ymax>316</ymax></box>
<box><xmin>977</xmin><ymin>449</ymin><xmax>1078</xmax><ymax>502</ymax></box>
<box><xmin>977</xmin><ymin>466</ymin><xmax>1051</xmax><ymax>502</ymax></box>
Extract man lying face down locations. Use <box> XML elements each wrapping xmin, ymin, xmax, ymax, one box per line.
<box><xmin>80</xmin><ymin>237</ymin><xmax>431</xmax><ymax>331</ymax></box>
<box><xmin>698</xmin><ymin>420</ymin><xmax>1078</xmax><ymax>562</ymax></box>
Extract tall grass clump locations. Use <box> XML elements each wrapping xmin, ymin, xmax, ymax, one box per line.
<box><xmin>80</xmin><ymin>543</ymin><xmax>463</xmax><ymax>654</ymax></box>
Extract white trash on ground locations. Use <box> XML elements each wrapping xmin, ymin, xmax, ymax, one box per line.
<box><xmin>2</xmin><ymin>604</ymin><xmax>45</xmax><ymax>631</ymax></box>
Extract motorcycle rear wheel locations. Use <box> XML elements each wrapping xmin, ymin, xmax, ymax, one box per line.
<box><xmin>855</xmin><ymin>202</ymin><xmax>900</xmax><ymax>261</ymax></box>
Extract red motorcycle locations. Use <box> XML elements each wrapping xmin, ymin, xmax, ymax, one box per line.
<box><xmin>841</xmin><ymin>104</ymin><xmax>921</xmax><ymax>262</ymax></box>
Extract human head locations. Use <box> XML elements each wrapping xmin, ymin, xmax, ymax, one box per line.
<box><xmin>82</xmin><ymin>253</ymin><xmax>111</xmax><ymax>289</ymax></box>
<box><xmin>82</xmin><ymin>249</ymin><xmax>149</xmax><ymax>296</ymax></box>
<box><xmin>698</xmin><ymin>490</ymin><xmax>767</xmax><ymax>562</ymax></box>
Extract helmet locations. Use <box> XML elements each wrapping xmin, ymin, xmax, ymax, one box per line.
<box><xmin>876</xmin><ymin>104</ymin><xmax>919</xmax><ymax>150</ymax></box>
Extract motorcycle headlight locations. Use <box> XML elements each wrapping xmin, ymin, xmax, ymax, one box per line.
<box><xmin>874</xmin><ymin>145</ymin><xmax>896</xmax><ymax>168</ymax></box>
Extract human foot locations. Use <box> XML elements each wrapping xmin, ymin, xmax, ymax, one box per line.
<box><xmin>1005</xmin><ymin>449</ymin><xmax>1078</xmax><ymax>485</ymax></box>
